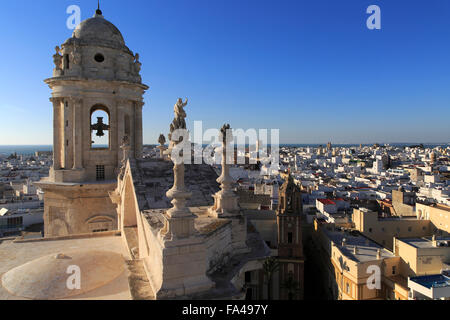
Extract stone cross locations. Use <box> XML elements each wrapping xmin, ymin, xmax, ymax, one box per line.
<box><xmin>210</xmin><ymin>124</ymin><xmax>239</xmax><ymax>217</ymax></box>
<box><xmin>157</xmin><ymin>134</ymin><xmax>167</xmax><ymax>159</ymax></box>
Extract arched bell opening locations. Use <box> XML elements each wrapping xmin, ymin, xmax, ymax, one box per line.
<box><xmin>90</xmin><ymin>105</ymin><xmax>110</xmax><ymax>149</ymax></box>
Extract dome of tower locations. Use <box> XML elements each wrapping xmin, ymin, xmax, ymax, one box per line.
<box><xmin>72</xmin><ymin>12</ymin><xmax>125</xmax><ymax>49</ymax></box>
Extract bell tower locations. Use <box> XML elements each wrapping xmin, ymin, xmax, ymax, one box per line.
<box><xmin>276</xmin><ymin>173</ymin><xmax>305</xmax><ymax>300</ymax></box>
<box><xmin>37</xmin><ymin>8</ymin><xmax>148</xmax><ymax>237</ymax></box>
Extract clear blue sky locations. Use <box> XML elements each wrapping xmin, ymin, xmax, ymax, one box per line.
<box><xmin>0</xmin><ymin>0</ymin><xmax>449</xmax><ymax>145</ymax></box>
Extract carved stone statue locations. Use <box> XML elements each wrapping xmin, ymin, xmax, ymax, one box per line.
<box><xmin>134</xmin><ymin>53</ymin><xmax>142</xmax><ymax>74</ymax></box>
<box><xmin>164</xmin><ymin>98</ymin><xmax>194</xmax><ymax>240</ymax></box>
<box><xmin>157</xmin><ymin>134</ymin><xmax>167</xmax><ymax>159</ymax></box>
<box><xmin>53</xmin><ymin>46</ymin><xmax>63</xmax><ymax>75</ymax></box>
<box><xmin>167</xmin><ymin>98</ymin><xmax>188</xmax><ymax>147</ymax></box>
<box><xmin>131</xmin><ymin>53</ymin><xmax>142</xmax><ymax>82</ymax></box>
<box><xmin>171</xmin><ymin>98</ymin><xmax>188</xmax><ymax>132</ymax></box>
<box><xmin>71</xmin><ymin>45</ymin><xmax>81</xmax><ymax>65</ymax></box>
<box><xmin>119</xmin><ymin>135</ymin><xmax>130</xmax><ymax>179</ymax></box>
<box><xmin>158</xmin><ymin>134</ymin><xmax>166</xmax><ymax>146</ymax></box>
<box><xmin>174</xmin><ymin>98</ymin><xmax>187</xmax><ymax>120</ymax></box>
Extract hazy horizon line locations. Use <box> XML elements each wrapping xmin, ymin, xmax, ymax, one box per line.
<box><xmin>0</xmin><ymin>142</ymin><xmax>448</xmax><ymax>147</ymax></box>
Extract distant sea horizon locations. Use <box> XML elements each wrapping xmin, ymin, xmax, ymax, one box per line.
<box><xmin>0</xmin><ymin>143</ymin><xmax>448</xmax><ymax>156</ymax></box>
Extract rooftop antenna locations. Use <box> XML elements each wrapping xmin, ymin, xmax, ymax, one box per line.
<box><xmin>96</xmin><ymin>0</ymin><xmax>103</xmax><ymax>15</ymax></box>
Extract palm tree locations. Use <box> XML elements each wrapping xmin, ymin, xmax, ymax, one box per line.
<box><xmin>281</xmin><ymin>274</ymin><xmax>301</xmax><ymax>300</ymax></box>
<box><xmin>262</xmin><ymin>257</ymin><xmax>279</xmax><ymax>300</ymax></box>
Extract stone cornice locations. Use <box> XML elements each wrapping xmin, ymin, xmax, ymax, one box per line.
<box><xmin>50</xmin><ymin>96</ymin><xmax>83</xmax><ymax>105</ymax></box>
<box><xmin>44</xmin><ymin>77</ymin><xmax>149</xmax><ymax>91</ymax></box>
<box><xmin>49</xmin><ymin>97</ymin><xmax>64</xmax><ymax>104</ymax></box>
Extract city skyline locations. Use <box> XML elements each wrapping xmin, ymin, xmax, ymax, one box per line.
<box><xmin>1</xmin><ymin>0</ymin><xmax>450</xmax><ymax>145</ymax></box>
<box><xmin>0</xmin><ymin>0</ymin><xmax>449</xmax><ymax>304</ymax></box>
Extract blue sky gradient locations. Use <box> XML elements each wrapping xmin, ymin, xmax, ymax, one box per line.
<box><xmin>0</xmin><ymin>0</ymin><xmax>449</xmax><ymax>144</ymax></box>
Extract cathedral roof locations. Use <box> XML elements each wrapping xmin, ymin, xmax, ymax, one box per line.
<box><xmin>130</xmin><ymin>159</ymin><xmax>220</xmax><ymax>211</ymax></box>
<box><xmin>71</xmin><ymin>12</ymin><xmax>126</xmax><ymax>49</ymax></box>
<box><xmin>1</xmin><ymin>249</ymin><xmax>126</xmax><ymax>299</ymax></box>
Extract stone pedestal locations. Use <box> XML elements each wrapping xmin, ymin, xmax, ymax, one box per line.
<box><xmin>151</xmin><ymin>235</ymin><xmax>214</xmax><ymax>299</ymax></box>
<box><xmin>209</xmin><ymin>126</ymin><xmax>240</xmax><ymax>217</ymax></box>
<box><xmin>209</xmin><ymin>154</ymin><xmax>240</xmax><ymax>217</ymax></box>
<box><xmin>150</xmin><ymin>98</ymin><xmax>215</xmax><ymax>298</ymax></box>
<box><xmin>208</xmin><ymin>125</ymin><xmax>249</xmax><ymax>254</ymax></box>
<box><xmin>160</xmin><ymin>163</ymin><xmax>196</xmax><ymax>240</ymax></box>
<box><xmin>153</xmin><ymin>162</ymin><xmax>214</xmax><ymax>298</ymax></box>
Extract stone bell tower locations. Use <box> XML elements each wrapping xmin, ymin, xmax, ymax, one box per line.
<box><xmin>37</xmin><ymin>7</ymin><xmax>148</xmax><ymax>237</ymax></box>
<box><xmin>276</xmin><ymin>173</ymin><xmax>304</xmax><ymax>300</ymax></box>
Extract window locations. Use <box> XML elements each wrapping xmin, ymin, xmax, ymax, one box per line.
<box><xmin>93</xmin><ymin>229</ymin><xmax>108</xmax><ymax>233</ymax></box>
<box><xmin>288</xmin><ymin>232</ymin><xmax>293</xmax><ymax>244</ymax></box>
<box><xmin>94</xmin><ymin>53</ymin><xmax>105</xmax><ymax>63</ymax></box>
<box><xmin>408</xmin><ymin>227</ymin><xmax>412</xmax><ymax>232</ymax></box>
<box><xmin>96</xmin><ymin>165</ymin><xmax>105</xmax><ymax>181</ymax></box>
<box><xmin>64</xmin><ymin>54</ymin><xmax>70</xmax><ymax>69</ymax></box>
<box><xmin>346</xmin><ymin>283</ymin><xmax>350</xmax><ymax>294</ymax></box>
<box><xmin>392</xmin><ymin>266</ymin><xmax>396</xmax><ymax>275</ymax></box>
<box><xmin>369</xmin><ymin>228</ymin><xmax>372</xmax><ymax>233</ymax></box>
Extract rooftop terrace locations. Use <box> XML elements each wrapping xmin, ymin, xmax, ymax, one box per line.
<box><xmin>399</xmin><ymin>236</ymin><xmax>450</xmax><ymax>249</ymax></box>
<box><xmin>409</xmin><ymin>274</ymin><xmax>450</xmax><ymax>289</ymax></box>
<box><xmin>323</xmin><ymin>226</ymin><xmax>394</xmax><ymax>262</ymax></box>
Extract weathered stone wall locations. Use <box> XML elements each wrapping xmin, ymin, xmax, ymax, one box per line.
<box><xmin>204</xmin><ymin>222</ymin><xmax>233</xmax><ymax>274</ymax></box>
<box><xmin>41</xmin><ymin>183</ymin><xmax>117</xmax><ymax>237</ymax></box>
<box><xmin>139</xmin><ymin>214</ymin><xmax>164</xmax><ymax>296</ymax></box>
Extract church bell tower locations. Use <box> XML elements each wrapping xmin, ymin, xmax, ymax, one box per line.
<box><xmin>37</xmin><ymin>8</ymin><xmax>148</xmax><ymax>237</ymax></box>
<box><xmin>276</xmin><ymin>173</ymin><xmax>305</xmax><ymax>299</ymax></box>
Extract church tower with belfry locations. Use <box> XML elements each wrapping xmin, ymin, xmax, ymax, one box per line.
<box><xmin>276</xmin><ymin>172</ymin><xmax>305</xmax><ymax>300</ymax></box>
<box><xmin>37</xmin><ymin>6</ymin><xmax>148</xmax><ymax>237</ymax></box>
